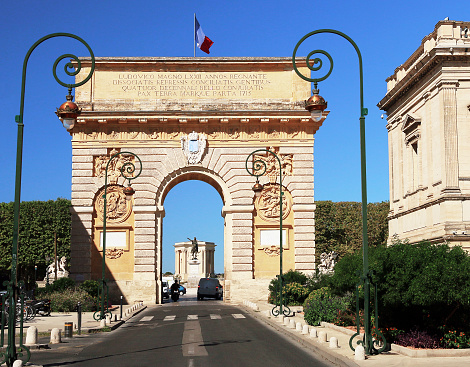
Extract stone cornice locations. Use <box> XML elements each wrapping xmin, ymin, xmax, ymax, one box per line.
<box><xmin>388</xmin><ymin>193</ymin><xmax>470</xmax><ymax>220</ymax></box>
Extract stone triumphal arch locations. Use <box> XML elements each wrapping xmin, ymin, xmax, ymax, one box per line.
<box><xmin>69</xmin><ymin>57</ymin><xmax>325</xmax><ymax>304</ymax></box>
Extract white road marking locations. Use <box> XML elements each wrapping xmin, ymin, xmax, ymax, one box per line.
<box><xmin>188</xmin><ymin>359</ymin><xmax>195</xmax><ymax>367</ymax></box>
<box><xmin>210</xmin><ymin>314</ymin><xmax>221</xmax><ymax>319</ymax></box>
<box><xmin>182</xmin><ymin>321</ymin><xmax>208</xmax><ymax>357</ymax></box>
<box><xmin>140</xmin><ymin>316</ymin><xmax>154</xmax><ymax>322</ymax></box>
<box><xmin>187</xmin><ymin>314</ymin><xmax>198</xmax><ymax>320</ymax></box>
<box><xmin>164</xmin><ymin>315</ymin><xmax>176</xmax><ymax>321</ymax></box>
<box><xmin>232</xmin><ymin>314</ymin><xmax>246</xmax><ymax>319</ymax></box>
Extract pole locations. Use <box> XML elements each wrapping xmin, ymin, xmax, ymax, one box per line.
<box><xmin>97</xmin><ymin>151</ymin><xmax>142</xmax><ymax>321</ymax></box>
<box><xmin>245</xmin><ymin>149</ymin><xmax>291</xmax><ymax>317</ymax></box>
<box><xmin>194</xmin><ymin>13</ymin><xmax>196</xmax><ymax>57</ymax></box>
<box><xmin>4</xmin><ymin>32</ymin><xmax>95</xmax><ymax>367</ymax></box>
<box><xmin>292</xmin><ymin>29</ymin><xmax>385</xmax><ymax>355</ymax></box>
<box><xmin>54</xmin><ymin>232</ymin><xmax>57</xmax><ymax>282</ymax></box>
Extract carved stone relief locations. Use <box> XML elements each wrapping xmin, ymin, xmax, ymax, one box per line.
<box><xmin>181</xmin><ymin>131</ymin><xmax>207</xmax><ymax>164</ymax></box>
<box><xmin>263</xmin><ymin>245</ymin><xmax>281</xmax><ymax>257</ymax></box>
<box><xmin>106</xmin><ymin>248</ymin><xmax>124</xmax><ymax>259</ymax></box>
<box><xmin>253</xmin><ymin>147</ymin><xmax>293</xmax><ymax>183</ymax></box>
<box><xmin>255</xmin><ymin>184</ymin><xmax>292</xmax><ymax>222</ymax></box>
<box><xmin>95</xmin><ymin>185</ymin><xmax>132</xmax><ymax>223</ymax></box>
<box><xmin>94</xmin><ymin>149</ymin><xmax>135</xmax><ymax>184</ymax></box>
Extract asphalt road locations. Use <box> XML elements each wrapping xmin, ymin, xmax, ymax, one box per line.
<box><xmin>30</xmin><ymin>298</ymin><xmax>335</xmax><ymax>367</ymax></box>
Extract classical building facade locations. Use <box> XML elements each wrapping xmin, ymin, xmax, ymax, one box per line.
<box><xmin>378</xmin><ymin>20</ymin><xmax>470</xmax><ymax>250</ymax></box>
<box><xmin>69</xmin><ymin>57</ymin><xmax>325</xmax><ymax>304</ymax></box>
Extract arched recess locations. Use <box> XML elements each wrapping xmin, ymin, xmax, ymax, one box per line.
<box><xmin>154</xmin><ymin>166</ymin><xmax>234</xmax><ymax>303</ymax></box>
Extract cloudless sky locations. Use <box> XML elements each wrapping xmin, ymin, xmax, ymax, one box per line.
<box><xmin>0</xmin><ymin>1</ymin><xmax>465</xmax><ymax>273</ymax></box>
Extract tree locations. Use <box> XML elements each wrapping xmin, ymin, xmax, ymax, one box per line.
<box><xmin>314</xmin><ymin>201</ymin><xmax>389</xmax><ymax>261</ymax></box>
<box><xmin>0</xmin><ymin>199</ymin><xmax>71</xmax><ymax>289</ymax></box>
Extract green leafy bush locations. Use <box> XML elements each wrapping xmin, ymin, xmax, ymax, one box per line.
<box><xmin>49</xmin><ymin>288</ymin><xmax>97</xmax><ymax>312</ymax></box>
<box><xmin>79</xmin><ymin>280</ymin><xmax>100</xmax><ymax>298</ymax></box>
<box><xmin>440</xmin><ymin>330</ymin><xmax>470</xmax><ymax>349</ymax></box>
<box><xmin>46</xmin><ymin>277</ymin><xmax>76</xmax><ymax>293</ymax></box>
<box><xmin>268</xmin><ymin>270</ymin><xmax>309</xmax><ymax>306</ymax></box>
<box><xmin>268</xmin><ymin>282</ymin><xmax>309</xmax><ymax>306</ymax></box>
<box><xmin>327</xmin><ymin>242</ymin><xmax>470</xmax><ymax>331</ymax></box>
<box><xmin>303</xmin><ymin>287</ymin><xmax>351</xmax><ymax>326</ymax></box>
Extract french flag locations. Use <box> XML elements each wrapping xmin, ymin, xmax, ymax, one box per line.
<box><xmin>195</xmin><ymin>16</ymin><xmax>214</xmax><ymax>54</ymax></box>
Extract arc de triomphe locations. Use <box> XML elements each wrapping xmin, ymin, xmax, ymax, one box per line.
<box><xmin>69</xmin><ymin>57</ymin><xmax>325</xmax><ymax>304</ymax></box>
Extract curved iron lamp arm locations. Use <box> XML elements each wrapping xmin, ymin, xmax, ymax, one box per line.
<box><xmin>98</xmin><ymin>151</ymin><xmax>142</xmax><ymax>321</ymax></box>
<box><xmin>3</xmin><ymin>33</ymin><xmax>95</xmax><ymax>367</ymax></box>
<box><xmin>245</xmin><ymin>149</ymin><xmax>291</xmax><ymax>317</ymax></box>
<box><xmin>292</xmin><ymin>29</ymin><xmax>385</xmax><ymax>354</ymax></box>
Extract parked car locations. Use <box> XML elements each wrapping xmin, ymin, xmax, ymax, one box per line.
<box><xmin>197</xmin><ymin>278</ymin><xmax>223</xmax><ymax>300</ymax></box>
<box><xmin>162</xmin><ymin>281</ymin><xmax>169</xmax><ymax>299</ymax></box>
<box><xmin>179</xmin><ymin>285</ymin><xmax>186</xmax><ymax>295</ymax></box>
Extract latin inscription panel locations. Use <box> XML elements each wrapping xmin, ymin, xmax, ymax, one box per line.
<box><xmin>93</xmin><ymin>71</ymin><xmax>295</xmax><ymax>100</ymax></box>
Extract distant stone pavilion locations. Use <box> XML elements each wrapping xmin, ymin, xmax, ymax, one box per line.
<box><xmin>173</xmin><ymin>240</ymin><xmax>216</xmax><ymax>282</ymax></box>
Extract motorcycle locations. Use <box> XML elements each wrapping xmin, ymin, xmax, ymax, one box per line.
<box><xmin>170</xmin><ymin>289</ymin><xmax>179</xmax><ymax>302</ymax></box>
<box><xmin>28</xmin><ymin>299</ymin><xmax>51</xmax><ymax>316</ymax></box>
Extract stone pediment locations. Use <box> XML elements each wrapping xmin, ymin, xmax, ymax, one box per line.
<box><xmin>401</xmin><ymin>114</ymin><xmax>421</xmax><ymax>145</ymax></box>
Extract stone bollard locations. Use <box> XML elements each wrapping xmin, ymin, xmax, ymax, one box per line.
<box><xmin>310</xmin><ymin>328</ymin><xmax>318</xmax><ymax>338</ymax></box>
<box><xmin>25</xmin><ymin>326</ymin><xmax>38</xmax><ymax>345</ymax></box>
<box><xmin>100</xmin><ymin>319</ymin><xmax>107</xmax><ymax>328</ymax></box>
<box><xmin>105</xmin><ymin>314</ymin><xmax>111</xmax><ymax>325</ymax></box>
<box><xmin>253</xmin><ymin>304</ymin><xmax>259</xmax><ymax>312</ymax></box>
<box><xmin>318</xmin><ymin>330</ymin><xmax>327</xmax><ymax>343</ymax></box>
<box><xmin>329</xmin><ymin>336</ymin><xmax>339</xmax><ymax>349</ymax></box>
<box><xmin>264</xmin><ymin>310</ymin><xmax>271</xmax><ymax>318</ymax></box>
<box><xmin>288</xmin><ymin>319</ymin><xmax>296</xmax><ymax>329</ymax></box>
<box><xmin>284</xmin><ymin>317</ymin><xmax>290</xmax><ymax>326</ymax></box>
<box><xmin>12</xmin><ymin>360</ymin><xmax>23</xmax><ymax>367</ymax></box>
<box><xmin>295</xmin><ymin>322</ymin><xmax>302</xmax><ymax>332</ymax></box>
<box><xmin>50</xmin><ymin>328</ymin><xmax>61</xmax><ymax>344</ymax></box>
<box><xmin>301</xmin><ymin>325</ymin><xmax>309</xmax><ymax>335</ymax></box>
<box><xmin>355</xmin><ymin>345</ymin><xmax>366</xmax><ymax>360</ymax></box>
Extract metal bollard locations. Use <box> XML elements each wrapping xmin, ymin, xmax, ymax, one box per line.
<box><xmin>120</xmin><ymin>295</ymin><xmax>123</xmax><ymax>320</ymax></box>
<box><xmin>64</xmin><ymin>322</ymin><xmax>73</xmax><ymax>338</ymax></box>
<box><xmin>77</xmin><ymin>302</ymin><xmax>82</xmax><ymax>335</ymax></box>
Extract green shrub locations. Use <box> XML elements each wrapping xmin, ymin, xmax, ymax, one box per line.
<box><xmin>303</xmin><ymin>287</ymin><xmax>351</xmax><ymax>326</ymax></box>
<box><xmin>268</xmin><ymin>282</ymin><xmax>310</xmax><ymax>306</ymax></box>
<box><xmin>327</xmin><ymin>241</ymin><xmax>470</xmax><ymax>331</ymax></box>
<box><xmin>79</xmin><ymin>280</ymin><xmax>100</xmax><ymax>298</ymax></box>
<box><xmin>268</xmin><ymin>270</ymin><xmax>308</xmax><ymax>304</ymax></box>
<box><xmin>46</xmin><ymin>277</ymin><xmax>76</xmax><ymax>293</ymax></box>
<box><xmin>49</xmin><ymin>288</ymin><xmax>97</xmax><ymax>312</ymax></box>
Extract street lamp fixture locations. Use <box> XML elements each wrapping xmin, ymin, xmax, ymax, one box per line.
<box><xmin>55</xmin><ymin>91</ymin><xmax>81</xmax><ymax>130</ymax></box>
<box><xmin>245</xmin><ymin>149</ymin><xmax>291</xmax><ymax>318</ymax></box>
<box><xmin>1</xmin><ymin>33</ymin><xmax>95</xmax><ymax>367</ymax></box>
<box><xmin>251</xmin><ymin>179</ymin><xmax>263</xmax><ymax>198</ymax></box>
<box><xmin>304</xmin><ymin>86</ymin><xmax>327</xmax><ymax>122</ymax></box>
<box><xmin>292</xmin><ymin>29</ymin><xmax>386</xmax><ymax>355</ymax></box>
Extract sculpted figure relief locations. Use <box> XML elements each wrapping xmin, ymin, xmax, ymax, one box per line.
<box><xmin>94</xmin><ymin>149</ymin><xmax>134</xmax><ymax>184</ymax></box>
<box><xmin>255</xmin><ymin>184</ymin><xmax>292</xmax><ymax>222</ymax></box>
<box><xmin>317</xmin><ymin>251</ymin><xmax>339</xmax><ymax>274</ymax></box>
<box><xmin>253</xmin><ymin>147</ymin><xmax>293</xmax><ymax>183</ymax></box>
<box><xmin>95</xmin><ymin>185</ymin><xmax>131</xmax><ymax>223</ymax></box>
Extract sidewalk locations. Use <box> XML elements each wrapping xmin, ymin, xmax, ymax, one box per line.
<box><xmin>18</xmin><ymin>303</ymin><xmax>145</xmax><ymax>334</ymax></box>
<box><xmin>240</xmin><ymin>299</ymin><xmax>470</xmax><ymax>367</ymax></box>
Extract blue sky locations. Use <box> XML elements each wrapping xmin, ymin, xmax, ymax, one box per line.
<box><xmin>0</xmin><ymin>1</ymin><xmax>465</xmax><ymax>273</ymax></box>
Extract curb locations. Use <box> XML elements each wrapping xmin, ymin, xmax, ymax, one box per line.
<box><xmin>245</xmin><ymin>306</ymin><xmax>360</xmax><ymax>367</ymax></box>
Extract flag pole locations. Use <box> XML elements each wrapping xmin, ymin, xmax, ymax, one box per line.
<box><xmin>194</xmin><ymin>13</ymin><xmax>196</xmax><ymax>57</ymax></box>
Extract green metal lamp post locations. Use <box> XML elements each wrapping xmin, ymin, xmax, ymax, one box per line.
<box><xmin>245</xmin><ymin>149</ymin><xmax>291</xmax><ymax>317</ymax></box>
<box><xmin>94</xmin><ymin>151</ymin><xmax>142</xmax><ymax>322</ymax></box>
<box><xmin>1</xmin><ymin>33</ymin><xmax>95</xmax><ymax>367</ymax></box>
<box><xmin>292</xmin><ymin>29</ymin><xmax>386</xmax><ymax>355</ymax></box>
